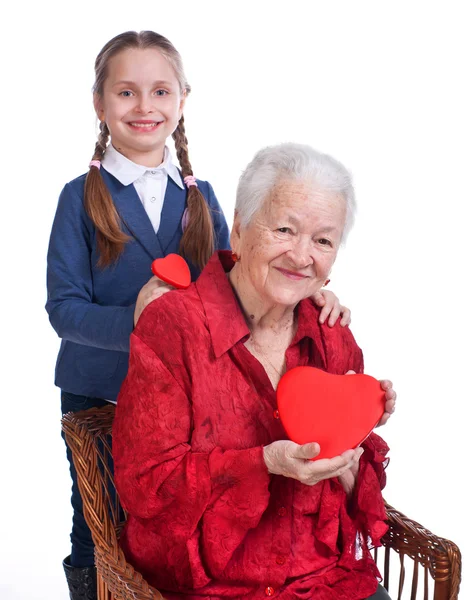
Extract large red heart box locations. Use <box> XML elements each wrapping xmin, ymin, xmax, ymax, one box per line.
<box><xmin>276</xmin><ymin>366</ymin><xmax>385</xmax><ymax>460</ymax></box>
<box><xmin>151</xmin><ymin>254</ymin><xmax>191</xmax><ymax>289</ymax></box>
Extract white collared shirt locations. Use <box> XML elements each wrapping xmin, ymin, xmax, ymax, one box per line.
<box><xmin>101</xmin><ymin>145</ymin><xmax>184</xmax><ymax>233</ymax></box>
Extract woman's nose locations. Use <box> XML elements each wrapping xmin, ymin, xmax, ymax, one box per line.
<box><xmin>287</xmin><ymin>239</ymin><xmax>312</xmax><ymax>268</ymax></box>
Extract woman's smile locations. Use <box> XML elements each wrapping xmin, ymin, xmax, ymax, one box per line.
<box><xmin>275</xmin><ymin>267</ymin><xmax>310</xmax><ymax>280</ymax></box>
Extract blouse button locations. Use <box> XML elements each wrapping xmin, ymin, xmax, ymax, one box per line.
<box><xmin>150</xmin><ymin>197</ymin><xmax>156</xmax><ymax>203</ymax></box>
<box><xmin>273</xmin><ymin>409</ymin><xmax>280</xmax><ymax>419</ymax></box>
<box><xmin>265</xmin><ymin>586</ymin><xmax>275</xmax><ymax>596</ymax></box>
<box><xmin>277</xmin><ymin>507</ymin><xmax>287</xmax><ymax>517</ymax></box>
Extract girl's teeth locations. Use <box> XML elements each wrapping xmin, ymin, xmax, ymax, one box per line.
<box><xmin>130</xmin><ymin>122</ymin><xmax>158</xmax><ymax>127</ymax></box>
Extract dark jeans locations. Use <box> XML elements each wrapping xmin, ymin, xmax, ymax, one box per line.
<box><xmin>366</xmin><ymin>585</ymin><xmax>391</xmax><ymax>599</ymax></box>
<box><xmin>61</xmin><ymin>391</ymin><xmax>109</xmax><ymax>568</ymax></box>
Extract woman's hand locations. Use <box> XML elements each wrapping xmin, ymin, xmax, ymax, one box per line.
<box><xmin>312</xmin><ymin>289</ymin><xmax>351</xmax><ymax>327</ymax></box>
<box><xmin>263</xmin><ymin>440</ymin><xmax>364</xmax><ymax>486</ymax></box>
<box><xmin>134</xmin><ymin>276</ymin><xmax>173</xmax><ymax>326</ymax></box>
<box><xmin>337</xmin><ymin>456</ymin><xmax>361</xmax><ymax>497</ymax></box>
<box><xmin>345</xmin><ymin>371</ymin><xmax>397</xmax><ymax>427</ymax></box>
<box><xmin>377</xmin><ymin>378</ymin><xmax>396</xmax><ymax>426</ymax></box>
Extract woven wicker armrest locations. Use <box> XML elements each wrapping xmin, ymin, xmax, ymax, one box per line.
<box><xmin>63</xmin><ymin>404</ymin><xmax>116</xmax><ymax>437</ymax></box>
<box><xmin>379</xmin><ymin>502</ymin><xmax>461</xmax><ymax>599</ymax></box>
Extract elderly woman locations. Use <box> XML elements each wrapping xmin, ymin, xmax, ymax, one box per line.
<box><xmin>113</xmin><ymin>143</ymin><xmax>395</xmax><ymax>600</ymax></box>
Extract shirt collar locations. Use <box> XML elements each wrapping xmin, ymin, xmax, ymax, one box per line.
<box><xmin>101</xmin><ymin>144</ymin><xmax>184</xmax><ymax>189</ymax></box>
<box><xmin>196</xmin><ymin>251</ymin><xmax>325</xmax><ymax>359</ymax></box>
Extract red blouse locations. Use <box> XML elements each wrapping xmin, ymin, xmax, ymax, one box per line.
<box><xmin>113</xmin><ymin>251</ymin><xmax>389</xmax><ymax>600</ymax></box>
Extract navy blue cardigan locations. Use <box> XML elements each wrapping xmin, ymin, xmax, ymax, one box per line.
<box><xmin>46</xmin><ymin>168</ymin><xmax>230</xmax><ymax>400</ymax></box>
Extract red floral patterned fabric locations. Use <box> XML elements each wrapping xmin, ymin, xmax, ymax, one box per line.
<box><xmin>113</xmin><ymin>251</ymin><xmax>389</xmax><ymax>600</ymax></box>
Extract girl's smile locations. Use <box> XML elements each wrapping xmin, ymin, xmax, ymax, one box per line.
<box><xmin>126</xmin><ymin>120</ymin><xmax>164</xmax><ymax>132</ymax></box>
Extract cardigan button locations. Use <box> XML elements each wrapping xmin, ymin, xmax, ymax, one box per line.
<box><xmin>276</xmin><ymin>555</ymin><xmax>285</xmax><ymax>565</ymax></box>
<box><xmin>265</xmin><ymin>586</ymin><xmax>275</xmax><ymax>596</ymax></box>
<box><xmin>277</xmin><ymin>507</ymin><xmax>287</xmax><ymax>517</ymax></box>
<box><xmin>273</xmin><ymin>409</ymin><xmax>280</xmax><ymax>419</ymax></box>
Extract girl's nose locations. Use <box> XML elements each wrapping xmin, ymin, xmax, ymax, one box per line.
<box><xmin>136</xmin><ymin>96</ymin><xmax>153</xmax><ymax>113</ymax></box>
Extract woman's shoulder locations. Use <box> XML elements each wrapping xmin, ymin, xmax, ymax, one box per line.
<box><xmin>133</xmin><ymin>285</ymin><xmax>208</xmax><ymax>354</ymax></box>
<box><xmin>299</xmin><ymin>298</ymin><xmax>363</xmax><ymax>372</ymax></box>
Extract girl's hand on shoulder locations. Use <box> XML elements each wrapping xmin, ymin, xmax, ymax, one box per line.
<box><xmin>263</xmin><ymin>440</ymin><xmax>363</xmax><ymax>486</ymax></box>
<box><xmin>345</xmin><ymin>370</ymin><xmax>397</xmax><ymax>427</ymax></box>
<box><xmin>312</xmin><ymin>289</ymin><xmax>351</xmax><ymax>327</ymax></box>
<box><xmin>134</xmin><ymin>276</ymin><xmax>173</xmax><ymax>326</ymax></box>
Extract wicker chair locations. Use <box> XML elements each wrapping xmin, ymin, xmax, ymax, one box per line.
<box><xmin>62</xmin><ymin>405</ymin><xmax>462</xmax><ymax>600</ymax></box>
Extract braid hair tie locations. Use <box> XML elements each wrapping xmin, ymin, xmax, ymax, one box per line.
<box><xmin>184</xmin><ymin>175</ymin><xmax>198</xmax><ymax>188</ymax></box>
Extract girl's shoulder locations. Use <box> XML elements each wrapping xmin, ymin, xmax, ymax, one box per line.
<box><xmin>60</xmin><ymin>172</ymin><xmax>88</xmax><ymax>202</ymax></box>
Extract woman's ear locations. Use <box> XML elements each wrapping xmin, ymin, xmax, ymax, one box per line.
<box><xmin>230</xmin><ymin>211</ymin><xmax>242</xmax><ymax>256</ymax></box>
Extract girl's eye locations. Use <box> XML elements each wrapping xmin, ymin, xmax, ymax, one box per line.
<box><xmin>155</xmin><ymin>89</ymin><xmax>168</xmax><ymax>96</ymax></box>
<box><xmin>120</xmin><ymin>91</ymin><xmax>133</xmax><ymax>97</ymax></box>
<box><xmin>277</xmin><ymin>227</ymin><xmax>292</xmax><ymax>234</ymax></box>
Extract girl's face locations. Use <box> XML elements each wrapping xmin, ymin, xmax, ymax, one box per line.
<box><xmin>94</xmin><ymin>47</ymin><xmax>185</xmax><ymax>167</ymax></box>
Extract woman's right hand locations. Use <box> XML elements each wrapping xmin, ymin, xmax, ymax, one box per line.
<box><xmin>263</xmin><ymin>440</ymin><xmax>364</xmax><ymax>486</ymax></box>
<box><xmin>134</xmin><ymin>276</ymin><xmax>173</xmax><ymax>326</ymax></box>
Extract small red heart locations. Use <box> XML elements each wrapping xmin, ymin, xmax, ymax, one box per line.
<box><xmin>277</xmin><ymin>366</ymin><xmax>385</xmax><ymax>460</ymax></box>
<box><xmin>151</xmin><ymin>254</ymin><xmax>191</xmax><ymax>289</ymax></box>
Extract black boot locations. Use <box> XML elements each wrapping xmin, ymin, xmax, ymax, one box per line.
<box><xmin>63</xmin><ymin>556</ymin><xmax>97</xmax><ymax>600</ymax></box>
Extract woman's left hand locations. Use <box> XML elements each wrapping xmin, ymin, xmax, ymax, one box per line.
<box><xmin>346</xmin><ymin>371</ymin><xmax>397</xmax><ymax>427</ymax></box>
<box><xmin>338</xmin><ymin>458</ymin><xmax>360</xmax><ymax>497</ymax></box>
<box><xmin>377</xmin><ymin>378</ymin><xmax>396</xmax><ymax>426</ymax></box>
<box><xmin>312</xmin><ymin>289</ymin><xmax>351</xmax><ymax>327</ymax></box>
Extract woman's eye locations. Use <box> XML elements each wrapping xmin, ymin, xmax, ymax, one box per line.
<box><xmin>277</xmin><ymin>227</ymin><xmax>292</xmax><ymax>234</ymax></box>
<box><xmin>318</xmin><ymin>238</ymin><xmax>332</xmax><ymax>247</ymax></box>
<box><xmin>120</xmin><ymin>91</ymin><xmax>133</xmax><ymax>97</ymax></box>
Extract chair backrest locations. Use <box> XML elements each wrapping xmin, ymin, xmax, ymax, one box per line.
<box><xmin>62</xmin><ymin>405</ymin><xmax>164</xmax><ymax>599</ymax></box>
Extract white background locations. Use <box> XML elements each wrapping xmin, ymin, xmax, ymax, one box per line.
<box><xmin>1</xmin><ymin>1</ymin><xmax>472</xmax><ymax>598</ymax></box>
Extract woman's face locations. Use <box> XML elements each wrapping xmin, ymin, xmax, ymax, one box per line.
<box><xmin>231</xmin><ymin>179</ymin><xmax>347</xmax><ymax>308</ymax></box>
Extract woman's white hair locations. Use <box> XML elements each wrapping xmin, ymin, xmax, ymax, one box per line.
<box><xmin>235</xmin><ymin>142</ymin><xmax>356</xmax><ymax>243</ymax></box>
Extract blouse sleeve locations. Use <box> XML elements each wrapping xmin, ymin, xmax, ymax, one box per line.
<box><xmin>353</xmin><ymin>433</ymin><xmax>390</xmax><ymax>547</ymax></box>
<box><xmin>113</xmin><ymin>332</ymin><xmax>271</xmax><ymax>579</ymax></box>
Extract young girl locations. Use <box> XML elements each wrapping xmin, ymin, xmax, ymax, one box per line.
<box><xmin>46</xmin><ymin>31</ymin><xmax>351</xmax><ymax>600</ymax></box>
